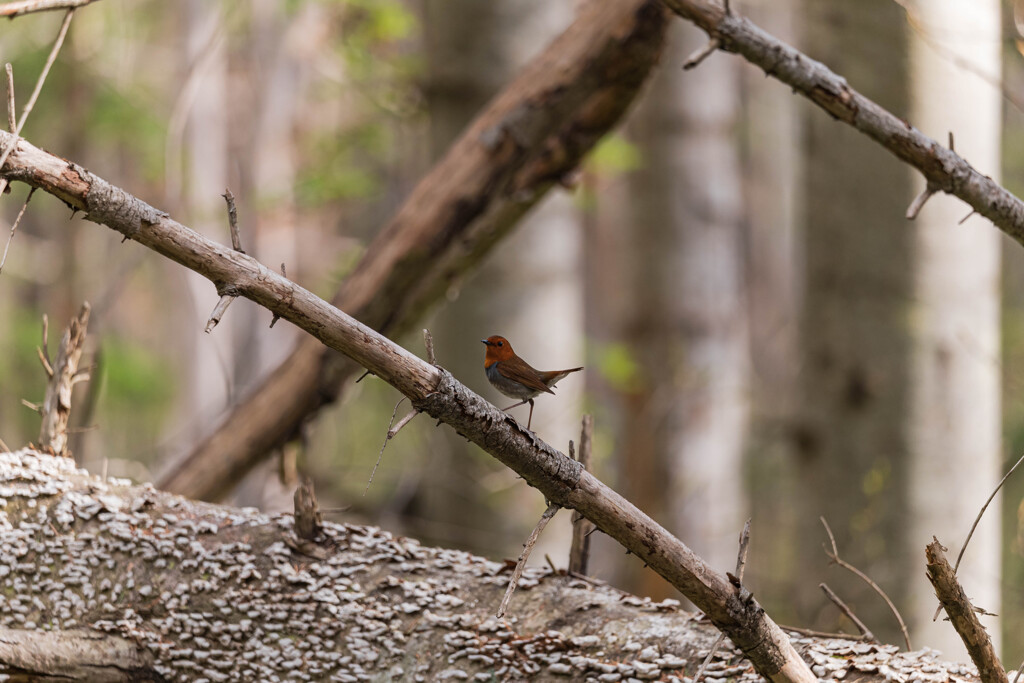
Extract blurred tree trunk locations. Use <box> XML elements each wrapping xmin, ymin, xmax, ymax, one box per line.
<box><xmin>229</xmin><ymin>0</ymin><xmax>318</xmax><ymax>513</ymax></box>
<box><xmin>412</xmin><ymin>0</ymin><xmax>579</xmax><ymax>556</ymax></box>
<box><xmin>906</xmin><ymin>0</ymin><xmax>1002</xmax><ymax>657</ymax></box>
<box><xmin>176</xmin><ymin>1</ymin><xmax>233</xmax><ymax>435</ymax></box>
<box><xmin>792</xmin><ymin>0</ymin><xmax>914</xmax><ymax>640</ymax></box>
<box><xmin>612</xmin><ymin>23</ymin><xmax>748</xmax><ymax>599</ymax></box>
<box><xmin>741</xmin><ymin>0</ymin><xmax>804</xmax><ymax>624</ymax></box>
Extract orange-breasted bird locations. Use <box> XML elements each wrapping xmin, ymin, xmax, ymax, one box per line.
<box><xmin>481</xmin><ymin>335</ymin><xmax>582</xmax><ymax>429</ymax></box>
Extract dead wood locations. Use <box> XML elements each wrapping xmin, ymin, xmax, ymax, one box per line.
<box><xmin>925</xmin><ymin>539</ymin><xmax>1007</xmax><ymax>683</ymax></box>
<box><xmin>158</xmin><ymin>0</ymin><xmax>670</xmax><ymax>502</ymax></box>
<box><xmin>0</xmin><ymin>449</ymin><xmax>987</xmax><ymax>683</ymax></box>
<box><xmin>35</xmin><ymin>303</ymin><xmax>90</xmax><ymax>457</ymax></box>
<box><xmin>661</xmin><ymin>0</ymin><xmax>1024</xmax><ymax>243</ymax></box>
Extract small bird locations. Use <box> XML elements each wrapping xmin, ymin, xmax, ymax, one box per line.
<box><xmin>482</xmin><ymin>335</ymin><xmax>582</xmax><ymax>429</ymax></box>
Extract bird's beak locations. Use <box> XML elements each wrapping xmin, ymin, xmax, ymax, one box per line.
<box><xmin>480</xmin><ymin>339</ymin><xmax>490</xmax><ymax>345</ymax></box>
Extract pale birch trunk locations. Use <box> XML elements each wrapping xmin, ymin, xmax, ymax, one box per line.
<box><xmin>906</xmin><ymin>0</ymin><xmax>1002</xmax><ymax>657</ymax></box>
<box><xmin>179</xmin><ymin>1</ymin><xmax>233</xmax><ymax>427</ymax></box>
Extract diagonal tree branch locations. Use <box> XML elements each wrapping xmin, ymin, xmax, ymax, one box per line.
<box><xmin>659</xmin><ymin>0</ymin><xmax>1024</xmax><ymax>243</ymax></box>
<box><xmin>0</xmin><ymin>130</ymin><xmax>814</xmax><ymax>683</ymax></box>
<box><xmin>159</xmin><ymin>0</ymin><xmax>671</xmax><ymax>501</ymax></box>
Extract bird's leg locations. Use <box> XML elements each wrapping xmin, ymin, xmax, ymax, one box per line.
<box><xmin>527</xmin><ymin>399</ymin><xmax>534</xmax><ymax>430</ymax></box>
<box><xmin>501</xmin><ymin>399</ymin><xmax>530</xmax><ymax>411</ymax></box>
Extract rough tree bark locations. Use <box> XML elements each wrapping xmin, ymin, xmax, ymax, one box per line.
<box><xmin>158</xmin><ymin>0</ymin><xmax>670</xmax><ymax>502</ymax></box>
<box><xmin>0</xmin><ymin>448</ymin><xmax>987</xmax><ymax>682</ymax></box>
<box><xmin>0</xmin><ymin>130</ymin><xmax>815</xmax><ymax>681</ymax></box>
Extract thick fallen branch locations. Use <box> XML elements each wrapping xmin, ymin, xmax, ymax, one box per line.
<box><xmin>159</xmin><ymin>0</ymin><xmax>670</xmax><ymax>501</ymax></box>
<box><xmin>660</xmin><ymin>0</ymin><xmax>1024</xmax><ymax>243</ymax></box>
<box><xmin>0</xmin><ymin>130</ymin><xmax>813</xmax><ymax>682</ymax></box>
<box><xmin>0</xmin><ymin>449</ymin><xmax>985</xmax><ymax>682</ymax></box>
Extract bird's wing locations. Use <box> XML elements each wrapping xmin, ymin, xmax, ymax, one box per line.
<box><xmin>497</xmin><ymin>356</ymin><xmax>555</xmax><ymax>394</ymax></box>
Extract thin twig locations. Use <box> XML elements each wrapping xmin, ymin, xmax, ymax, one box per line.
<box><xmin>269</xmin><ymin>263</ymin><xmax>286</xmax><ymax>328</ymax></box>
<box><xmin>820</xmin><ymin>583</ymin><xmax>875</xmax><ymax>641</ymax></box>
<box><xmin>206</xmin><ymin>191</ymin><xmax>246</xmax><ymax>333</ymax></box>
<box><xmin>1011</xmin><ymin>659</ymin><xmax>1024</xmax><ymax>683</ymax></box>
<box><xmin>932</xmin><ymin>451</ymin><xmax>1024</xmax><ymax>621</ymax></box>
<box><xmin>821</xmin><ymin>517</ymin><xmax>911</xmax><ymax>650</ymax></box>
<box><xmin>906</xmin><ymin>182</ymin><xmax>939</xmax><ymax>219</ymax></box>
<box><xmin>365</xmin><ymin>397</ymin><xmax>407</xmax><ymax>496</ymax></box>
<box><xmin>366</xmin><ymin>330</ymin><xmax>437</xmax><ymax>481</ymax></box>
<box><xmin>222</xmin><ymin>188</ymin><xmax>243</xmax><ymax>253</ymax></box>
<box><xmin>780</xmin><ymin>624</ymin><xmax>870</xmax><ymax>641</ymax></box>
<box><xmin>0</xmin><ymin>8</ymin><xmax>75</xmax><ymax>195</ymax></box>
<box><xmin>0</xmin><ymin>186</ymin><xmax>34</xmax><ymax>274</ymax></box>
<box><xmin>569</xmin><ymin>415</ymin><xmax>595</xmax><ymax>575</ymax></box>
<box><xmin>422</xmin><ymin>328</ymin><xmax>436</xmax><ymax>364</ymax></box>
<box><xmin>37</xmin><ymin>311</ymin><xmax>52</xmax><ymax>377</ymax></box>
<box><xmin>5</xmin><ymin>63</ymin><xmax>14</xmax><ymax>132</ymax></box>
<box><xmin>694</xmin><ymin>519</ymin><xmax>753</xmax><ymax>683</ymax></box>
<box><xmin>0</xmin><ymin>434</ymin><xmax>9</xmax><ymax>452</ymax></box>
<box><xmin>682</xmin><ymin>37</ymin><xmax>719</xmax><ymax>70</ymax></box>
<box><xmin>496</xmin><ymin>502</ymin><xmax>560</xmax><ymax>619</ymax></box>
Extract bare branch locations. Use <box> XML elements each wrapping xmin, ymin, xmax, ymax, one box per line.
<box><xmin>365</xmin><ymin>397</ymin><xmax>408</xmax><ymax>496</ymax></box>
<box><xmin>423</xmin><ymin>328</ymin><xmax>436</xmax><ymax>365</ymax></box>
<box><xmin>569</xmin><ymin>414</ymin><xmax>595</xmax><ymax>575</ymax></box>
<box><xmin>661</xmin><ymin>0</ymin><xmax>1024</xmax><ymax>245</ymax></box>
<box><xmin>925</xmin><ymin>539</ymin><xmax>1007</xmax><ymax>683</ymax></box>
<box><xmin>222</xmin><ymin>188</ymin><xmax>243</xmax><ymax>253</ymax></box>
<box><xmin>5</xmin><ymin>63</ymin><xmax>14</xmax><ymax>132</ymax></box>
<box><xmin>682</xmin><ymin>37</ymin><xmax>720</xmax><ymax>70</ymax></box>
<box><xmin>820</xmin><ymin>517</ymin><xmax>911</xmax><ymax>650</ymax></box>
<box><xmin>37</xmin><ymin>311</ymin><xmax>52</xmax><ymax>377</ymax></box>
<box><xmin>497</xmin><ymin>502</ymin><xmax>560</xmax><ymax>619</ymax></box>
<box><xmin>204</xmin><ymin>294</ymin><xmax>235</xmax><ymax>334</ymax></box>
<box><xmin>0</xmin><ymin>130</ymin><xmax>817</xmax><ymax>683</ymax></box>
<box><xmin>932</xmin><ymin>451</ymin><xmax>1024</xmax><ymax>621</ymax></box>
<box><xmin>694</xmin><ymin>519</ymin><xmax>753</xmax><ymax>683</ymax></box>
<box><xmin>906</xmin><ymin>182</ymin><xmax>939</xmax><ymax>219</ymax></box>
<box><xmin>820</xmin><ymin>583</ymin><xmax>875</xmax><ymax>641</ymax></box>
<box><xmin>0</xmin><ymin>8</ymin><xmax>75</xmax><ymax>195</ymax></box>
<box><xmin>37</xmin><ymin>302</ymin><xmax>91</xmax><ymax>456</ymax></box>
<box><xmin>0</xmin><ymin>434</ymin><xmax>8</xmax><ymax>452</ymax></box>
<box><xmin>0</xmin><ymin>0</ymin><xmax>96</xmax><ymax>17</ymax></box>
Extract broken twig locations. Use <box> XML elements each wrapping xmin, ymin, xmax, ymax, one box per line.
<box><xmin>925</xmin><ymin>538</ymin><xmax>1006</xmax><ymax>683</ymax></box>
<box><xmin>821</xmin><ymin>517</ymin><xmax>910</xmax><ymax>650</ymax></box>
<box><xmin>497</xmin><ymin>502</ymin><xmax>560</xmax><ymax>619</ymax></box>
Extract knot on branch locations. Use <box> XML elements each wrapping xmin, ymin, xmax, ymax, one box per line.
<box><xmin>85</xmin><ymin>174</ymin><xmax>168</xmax><ymax>239</ymax></box>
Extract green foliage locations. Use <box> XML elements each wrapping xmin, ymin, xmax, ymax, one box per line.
<box><xmin>586</xmin><ymin>134</ymin><xmax>643</xmax><ymax>176</ymax></box>
<box><xmin>86</xmin><ymin>86</ymin><xmax>167</xmax><ymax>182</ymax></box>
<box><xmin>297</xmin><ymin>125</ymin><xmax>387</xmax><ymax>205</ymax></box>
<box><xmin>98</xmin><ymin>337</ymin><xmax>174</xmax><ymax>419</ymax></box>
<box><xmin>593</xmin><ymin>342</ymin><xmax>642</xmax><ymax>393</ymax></box>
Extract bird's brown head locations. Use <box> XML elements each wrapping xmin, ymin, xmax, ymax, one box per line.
<box><xmin>481</xmin><ymin>335</ymin><xmax>515</xmax><ymax>367</ymax></box>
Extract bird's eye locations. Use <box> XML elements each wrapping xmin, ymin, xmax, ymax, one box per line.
<box><xmin>497</xmin><ymin>341</ymin><xmax>503</xmax><ymax>347</ymax></box>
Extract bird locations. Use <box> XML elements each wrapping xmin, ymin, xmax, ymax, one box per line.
<box><xmin>481</xmin><ymin>335</ymin><xmax>582</xmax><ymax>429</ymax></box>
